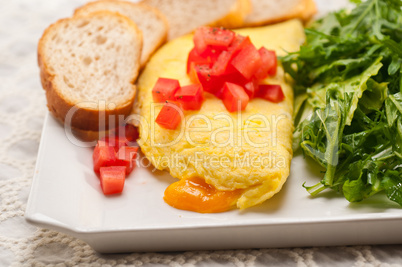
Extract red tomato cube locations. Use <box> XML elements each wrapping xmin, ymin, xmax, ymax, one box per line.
<box><xmin>231</xmin><ymin>44</ymin><xmax>262</xmax><ymax>80</ymax></box>
<box><xmin>266</xmin><ymin>52</ymin><xmax>277</xmax><ymax>76</ymax></box>
<box><xmin>244</xmin><ymin>79</ymin><xmax>259</xmax><ymax>99</ymax></box>
<box><xmin>200</xmin><ymin>46</ymin><xmax>222</xmax><ymax>64</ymax></box>
<box><xmin>100</xmin><ymin>136</ymin><xmax>127</xmax><ymax>152</ymax></box>
<box><xmin>222</xmin><ymin>82</ymin><xmax>249</xmax><ymax>112</ymax></box>
<box><xmin>257</xmin><ymin>84</ymin><xmax>285</xmax><ymax>103</ymax></box>
<box><xmin>109</xmin><ymin>124</ymin><xmax>139</xmax><ymax>143</ymax></box>
<box><xmin>193</xmin><ymin>27</ymin><xmax>208</xmax><ymax>54</ymax></box>
<box><xmin>187</xmin><ymin>48</ymin><xmax>212</xmax><ymax>73</ymax></box>
<box><xmin>188</xmin><ymin>62</ymin><xmax>200</xmax><ymax>84</ymax></box>
<box><xmin>93</xmin><ymin>140</ymin><xmax>117</xmax><ymax>173</ymax></box>
<box><xmin>175</xmin><ymin>84</ymin><xmax>204</xmax><ymax>110</ymax></box>
<box><xmin>212</xmin><ymin>73</ymin><xmax>247</xmax><ymax>99</ymax></box>
<box><xmin>228</xmin><ymin>35</ymin><xmax>252</xmax><ymax>56</ymax></box>
<box><xmin>211</xmin><ymin>50</ymin><xmax>237</xmax><ymax>76</ymax></box>
<box><xmin>155</xmin><ymin>102</ymin><xmax>183</xmax><ymax>130</ymax></box>
<box><xmin>202</xmin><ymin>27</ymin><xmax>235</xmax><ymax>47</ymax></box>
<box><xmin>189</xmin><ymin>64</ymin><xmax>226</xmax><ymax>95</ymax></box>
<box><xmin>254</xmin><ymin>48</ymin><xmax>277</xmax><ymax>79</ymax></box>
<box><xmin>194</xmin><ymin>27</ymin><xmax>235</xmax><ymax>52</ymax></box>
<box><xmin>190</xmin><ymin>65</ymin><xmax>248</xmax><ymax>97</ymax></box>
<box><xmin>116</xmin><ymin>146</ymin><xmax>139</xmax><ymax>175</ymax></box>
<box><xmin>152</xmin><ymin>78</ymin><xmax>180</xmax><ymax>103</ymax></box>
<box><xmin>99</xmin><ymin>166</ymin><xmax>126</xmax><ymax>195</ymax></box>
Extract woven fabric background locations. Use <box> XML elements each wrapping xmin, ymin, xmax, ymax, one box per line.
<box><xmin>1</xmin><ymin>0</ymin><xmax>402</xmax><ymax>266</ymax></box>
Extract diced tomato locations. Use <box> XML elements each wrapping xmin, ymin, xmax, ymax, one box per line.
<box><xmin>187</xmin><ymin>48</ymin><xmax>213</xmax><ymax>73</ymax></box>
<box><xmin>204</xmin><ymin>75</ymin><xmax>228</xmax><ymax>95</ymax></box>
<box><xmin>109</xmin><ymin>124</ymin><xmax>139</xmax><ymax>143</ymax></box>
<box><xmin>192</xmin><ymin>44</ymin><xmax>222</xmax><ymax>65</ymax></box>
<box><xmin>124</xmin><ymin>124</ymin><xmax>139</xmax><ymax>142</ymax></box>
<box><xmin>191</xmin><ymin>65</ymin><xmax>248</xmax><ymax>96</ymax></box>
<box><xmin>116</xmin><ymin>146</ymin><xmax>139</xmax><ymax>175</ymax></box>
<box><xmin>99</xmin><ymin>166</ymin><xmax>126</xmax><ymax>195</ymax></box>
<box><xmin>254</xmin><ymin>48</ymin><xmax>277</xmax><ymax>79</ymax></box>
<box><xmin>152</xmin><ymin>78</ymin><xmax>180</xmax><ymax>103</ymax></box>
<box><xmin>189</xmin><ymin>64</ymin><xmax>212</xmax><ymax>85</ymax></box>
<box><xmin>257</xmin><ymin>84</ymin><xmax>285</xmax><ymax>103</ymax></box>
<box><xmin>194</xmin><ymin>27</ymin><xmax>235</xmax><ymax>53</ymax></box>
<box><xmin>211</xmin><ymin>50</ymin><xmax>237</xmax><ymax>76</ymax></box>
<box><xmin>100</xmin><ymin>136</ymin><xmax>127</xmax><ymax>152</ymax></box>
<box><xmin>202</xmin><ymin>27</ymin><xmax>235</xmax><ymax>48</ymax></box>
<box><xmin>93</xmin><ymin>140</ymin><xmax>116</xmax><ymax>173</ymax></box>
<box><xmin>193</xmin><ymin>27</ymin><xmax>208</xmax><ymax>54</ymax></box>
<box><xmin>189</xmin><ymin>64</ymin><xmax>226</xmax><ymax>95</ymax></box>
<box><xmin>212</xmin><ymin>72</ymin><xmax>247</xmax><ymax>99</ymax></box>
<box><xmin>155</xmin><ymin>102</ymin><xmax>183</xmax><ymax>130</ymax></box>
<box><xmin>221</xmin><ymin>82</ymin><xmax>249</xmax><ymax>112</ymax></box>
<box><xmin>228</xmin><ymin>35</ymin><xmax>252</xmax><ymax>56</ymax></box>
<box><xmin>188</xmin><ymin>62</ymin><xmax>200</xmax><ymax>84</ymax></box>
<box><xmin>175</xmin><ymin>84</ymin><xmax>204</xmax><ymax>110</ymax></box>
<box><xmin>214</xmin><ymin>86</ymin><xmax>226</xmax><ymax>99</ymax></box>
<box><xmin>188</xmin><ymin>28</ymin><xmax>283</xmax><ymax>110</ymax></box>
<box><xmin>226</xmin><ymin>72</ymin><xmax>250</xmax><ymax>87</ymax></box>
<box><xmin>231</xmin><ymin>44</ymin><xmax>262</xmax><ymax>80</ymax></box>
<box><xmin>193</xmin><ymin>27</ymin><xmax>228</xmax><ymax>63</ymax></box>
<box><xmin>210</xmin><ymin>51</ymin><xmax>229</xmax><ymax>76</ymax></box>
<box><xmin>266</xmin><ymin>52</ymin><xmax>277</xmax><ymax>76</ymax></box>
<box><xmin>200</xmin><ymin>46</ymin><xmax>222</xmax><ymax>63</ymax></box>
<box><xmin>244</xmin><ymin>79</ymin><xmax>259</xmax><ymax>99</ymax></box>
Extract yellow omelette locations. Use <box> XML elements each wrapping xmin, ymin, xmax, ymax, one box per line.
<box><xmin>135</xmin><ymin>19</ymin><xmax>305</xmax><ymax>212</ymax></box>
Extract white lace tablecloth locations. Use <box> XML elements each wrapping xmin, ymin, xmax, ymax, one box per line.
<box><xmin>1</xmin><ymin>0</ymin><xmax>402</xmax><ymax>266</ymax></box>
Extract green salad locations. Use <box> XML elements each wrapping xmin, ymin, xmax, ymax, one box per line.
<box><xmin>281</xmin><ymin>0</ymin><xmax>402</xmax><ymax>205</ymax></box>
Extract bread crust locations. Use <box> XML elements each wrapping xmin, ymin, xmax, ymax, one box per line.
<box><xmin>135</xmin><ymin>2</ymin><xmax>169</xmax><ymax>66</ymax></box>
<box><xmin>74</xmin><ymin>0</ymin><xmax>169</xmax><ymax>67</ymax></box>
<box><xmin>38</xmin><ymin>12</ymin><xmax>141</xmax><ymax>132</ymax></box>
<box><xmin>241</xmin><ymin>0</ymin><xmax>317</xmax><ymax>27</ymax></box>
<box><xmin>132</xmin><ymin>2</ymin><xmax>168</xmax><ymax>67</ymax></box>
<box><xmin>212</xmin><ymin>0</ymin><xmax>252</xmax><ymax>28</ymax></box>
<box><xmin>144</xmin><ymin>0</ymin><xmax>246</xmax><ymax>40</ymax></box>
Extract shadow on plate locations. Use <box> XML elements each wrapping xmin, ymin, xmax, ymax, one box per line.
<box><xmin>293</xmin><ymin>150</ymin><xmax>401</xmax><ymax>211</ymax></box>
<box><xmin>294</xmin><ymin>149</ymin><xmax>326</xmax><ymax>180</ymax></box>
<box><xmin>348</xmin><ymin>193</ymin><xmax>401</xmax><ymax>211</ymax></box>
<box><xmin>139</xmin><ymin>152</ymin><xmax>177</xmax><ymax>185</ymax></box>
<box><xmin>239</xmin><ymin>179</ymin><xmax>289</xmax><ymax>215</ymax></box>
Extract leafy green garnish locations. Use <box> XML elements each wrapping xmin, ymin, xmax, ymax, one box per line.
<box><xmin>282</xmin><ymin>0</ymin><xmax>402</xmax><ymax>205</ymax></box>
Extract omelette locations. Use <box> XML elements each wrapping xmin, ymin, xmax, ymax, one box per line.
<box><xmin>135</xmin><ymin>19</ymin><xmax>305</xmax><ymax>212</ymax></box>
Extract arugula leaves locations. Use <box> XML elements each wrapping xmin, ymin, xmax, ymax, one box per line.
<box><xmin>282</xmin><ymin>0</ymin><xmax>402</xmax><ymax>205</ymax></box>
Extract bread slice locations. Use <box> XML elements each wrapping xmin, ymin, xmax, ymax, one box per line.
<box><xmin>142</xmin><ymin>0</ymin><xmax>251</xmax><ymax>40</ymax></box>
<box><xmin>211</xmin><ymin>0</ymin><xmax>252</xmax><ymax>29</ymax></box>
<box><xmin>38</xmin><ymin>11</ymin><xmax>143</xmax><ymax>132</ymax></box>
<box><xmin>242</xmin><ymin>0</ymin><xmax>317</xmax><ymax>27</ymax></box>
<box><xmin>74</xmin><ymin>0</ymin><xmax>168</xmax><ymax>67</ymax></box>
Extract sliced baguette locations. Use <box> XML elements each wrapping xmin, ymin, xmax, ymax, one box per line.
<box><xmin>213</xmin><ymin>0</ymin><xmax>252</xmax><ymax>29</ymax></box>
<box><xmin>142</xmin><ymin>0</ymin><xmax>251</xmax><ymax>40</ymax></box>
<box><xmin>74</xmin><ymin>0</ymin><xmax>168</xmax><ymax>67</ymax></box>
<box><xmin>38</xmin><ymin>11</ymin><xmax>143</xmax><ymax>132</ymax></box>
<box><xmin>242</xmin><ymin>0</ymin><xmax>317</xmax><ymax>27</ymax></box>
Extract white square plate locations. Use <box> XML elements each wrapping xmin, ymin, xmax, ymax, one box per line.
<box><xmin>25</xmin><ymin>0</ymin><xmax>402</xmax><ymax>252</ymax></box>
<box><xmin>25</xmin><ymin>113</ymin><xmax>402</xmax><ymax>253</ymax></box>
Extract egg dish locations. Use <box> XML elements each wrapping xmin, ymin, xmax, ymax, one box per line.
<box><xmin>135</xmin><ymin>19</ymin><xmax>305</xmax><ymax>212</ymax></box>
